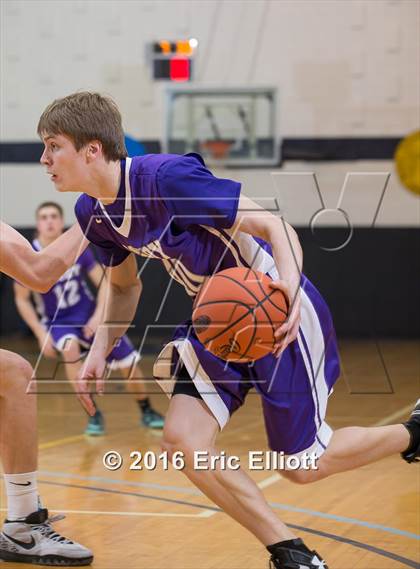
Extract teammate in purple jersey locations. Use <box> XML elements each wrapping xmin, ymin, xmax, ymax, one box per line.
<box><xmin>14</xmin><ymin>202</ymin><xmax>164</xmax><ymax>435</ymax></box>
<box><xmin>37</xmin><ymin>92</ymin><xmax>419</xmax><ymax>569</ymax></box>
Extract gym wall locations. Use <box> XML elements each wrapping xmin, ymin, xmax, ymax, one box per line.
<box><xmin>1</xmin><ymin>0</ymin><xmax>418</xmax><ymax>142</ymax></box>
<box><xmin>1</xmin><ymin>0</ymin><xmax>418</xmax><ymax>338</ymax></box>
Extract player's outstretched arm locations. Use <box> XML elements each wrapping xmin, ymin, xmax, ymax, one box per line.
<box><xmin>77</xmin><ymin>253</ymin><xmax>142</xmax><ymax>415</ymax></box>
<box><xmin>0</xmin><ymin>221</ymin><xmax>88</xmax><ymax>292</ymax></box>
<box><xmin>232</xmin><ymin>195</ymin><xmax>303</xmax><ymax>354</ymax></box>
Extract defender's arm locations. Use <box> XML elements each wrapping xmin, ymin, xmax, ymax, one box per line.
<box><xmin>0</xmin><ymin>222</ymin><xmax>88</xmax><ymax>292</ymax></box>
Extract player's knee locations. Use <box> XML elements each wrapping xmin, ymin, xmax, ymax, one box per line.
<box><xmin>16</xmin><ymin>356</ymin><xmax>33</xmax><ymax>380</ymax></box>
<box><xmin>162</xmin><ymin>425</ymin><xmax>189</xmax><ymax>459</ymax></box>
<box><xmin>61</xmin><ymin>339</ymin><xmax>82</xmax><ymax>362</ymax></box>
<box><xmin>162</xmin><ymin>421</ymin><xmax>181</xmax><ymax>452</ymax></box>
<box><xmin>162</xmin><ymin>424</ymin><xmax>204</xmax><ymax>466</ymax></box>
<box><xmin>1</xmin><ymin>351</ymin><xmax>32</xmax><ymax>378</ymax></box>
<box><xmin>0</xmin><ymin>352</ymin><xmax>33</xmax><ymax>395</ymax></box>
<box><xmin>19</xmin><ymin>358</ymin><xmax>33</xmax><ymax>382</ymax></box>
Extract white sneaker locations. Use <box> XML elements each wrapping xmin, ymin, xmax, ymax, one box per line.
<box><xmin>0</xmin><ymin>508</ymin><xmax>93</xmax><ymax>566</ymax></box>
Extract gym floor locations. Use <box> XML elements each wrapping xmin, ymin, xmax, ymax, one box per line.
<box><xmin>1</xmin><ymin>337</ymin><xmax>419</xmax><ymax>569</ymax></box>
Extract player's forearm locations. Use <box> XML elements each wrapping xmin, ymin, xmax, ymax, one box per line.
<box><xmin>266</xmin><ymin>219</ymin><xmax>303</xmax><ymax>290</ymax></box>
<box><xmin>14</xmin><ymin>298</ymin><xmax>45</xmax><ymax>338</ymax></box>
<box><xmin>1</xmin><ymin>223</ymin><xmax>88</xmax><ymax>292</ymax></box>
<box><xmin>234</xmin><ymin>196</ymin><xmax>302</xmax><ymax>289</ymax></box>
<box><xmin>90</xmin><ymin>280</ymin><xmax>141</xmax><ymax>358</ymax></box>
<box><xmin>33</xmin><ymin>224</ymin><xmax>89</xmax><ymax>291</ymax></box>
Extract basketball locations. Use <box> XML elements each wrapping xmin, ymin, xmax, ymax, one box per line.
<box><xmin>192</xmin><ymin>267</ymin><xmax>289</xmax><ymax>362</ymax></box>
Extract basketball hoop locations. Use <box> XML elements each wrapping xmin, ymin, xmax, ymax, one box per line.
<box><xmin>201</xmin><ymin>140</ymin><xmax>232</xmax><ymax>160</ymax></box>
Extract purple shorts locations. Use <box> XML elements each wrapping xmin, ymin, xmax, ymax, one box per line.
<box><xmin>46</xmin><ymin>323</ymin><xmax>140</xmax><ymax>370</ymax></box>
<box><xmin>153</xmin><ymin>277</ymin><xmax>340</xmax><ymax>458</ymax></box>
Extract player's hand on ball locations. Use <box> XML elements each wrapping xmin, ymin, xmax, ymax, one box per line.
<box><xmin>269</xmin><ymin>280</ymin><xmax>301</xmax><ymax>357</ymax></box>
<box><xmin>76</xmin><ymin>352</ymin><xmax>106</xmax><ymax>416</ymax></box>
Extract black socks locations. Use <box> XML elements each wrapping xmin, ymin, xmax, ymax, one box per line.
<box><xmin>267</xmin><ymin>538</ymin><xmax>311</xmax><ymax>556</ymax></box>
<box><xmin>403</xmin><ymin>420</ymin><xmax>420</xmax><ymax>454</ymax></box>
<box><xmin>137</xmin><ymin>397</ymin><xmax>152</xmax><ymax>414</ymax></box>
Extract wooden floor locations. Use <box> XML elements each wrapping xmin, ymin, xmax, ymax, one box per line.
<box><xmin>1</xmin><ymin>338</ymin><xmax>419</xmax><ymax>569</ymax></box>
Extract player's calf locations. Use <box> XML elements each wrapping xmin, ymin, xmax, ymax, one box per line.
<box><xmin>280</xmin><ymin>468</ymin><xmax>322</xmax><ymax>485</ymax></box>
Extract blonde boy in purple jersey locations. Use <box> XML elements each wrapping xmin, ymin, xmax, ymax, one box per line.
<box><xmin>0</xmin><ymin>221</ymin><xmax>93</xmax><ymax>565</ymax></box>
<box><xmin>36</xmin><ymin>92</ymin><xmax>419</xmax><ymax>569</ymax></box>
<box><xmin>14</xmin><ymin>201</ymin><xmax>164</xmax><ymax>435</ymax></box>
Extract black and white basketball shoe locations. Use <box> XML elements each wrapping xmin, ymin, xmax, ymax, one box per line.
<box><xmin>0</xmin><ymin>508</ymin><xmax>93</xmax><ymax>566</ymax></box>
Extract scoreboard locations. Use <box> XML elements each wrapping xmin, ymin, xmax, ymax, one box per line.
<box><xmin>151</xmin><ymin>38</ymin><xmax>197</xmax><ymax>82</ymax></box>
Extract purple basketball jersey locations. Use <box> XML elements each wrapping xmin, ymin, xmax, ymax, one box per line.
<box><xmin>75</xmin><ymin>153</ymin><xmax>341</xmax><ymax>456</ymax></box>
<box><xmin>32</xmin><ymin>239</ymin><xmax>96</xmax><ymax>324</ymax></box>
<box><xmin>75</xmin><ymin>153</ymin><xmax>242</xmax><ymax>296</ymax></box>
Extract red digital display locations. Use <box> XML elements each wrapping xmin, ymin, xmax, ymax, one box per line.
<box><xmin>170</xmin><ymin>58</ymin><xmax>190</xmax><ymax>82</ymax></box>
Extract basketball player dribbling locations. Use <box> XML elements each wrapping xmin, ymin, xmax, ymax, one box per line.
<box><xmin>0</xmin><ymin>221</ymin><xmax>93</xmax><ymax>565</ymax></box>
<box><xmin>37</xmin><ymin>91</ymin><xmax>419</xmax><ymax>569</ymax></box>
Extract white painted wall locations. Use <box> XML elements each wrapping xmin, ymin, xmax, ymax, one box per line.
<box><xmin>1</xmin><ymin>0</ymin><xmax>418</xmax><ymax>141</ymax></box>
<box><xmin>1</xmin><ymin>0</ymin><xmax>419</xmax><ymax>226</ymax></box>
<box><xmin>1</xmin><ymin>161</ymin><xmax>418</xmax><ymax>227</ymax></box>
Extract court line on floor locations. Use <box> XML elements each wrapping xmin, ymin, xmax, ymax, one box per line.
<box><xmin>38</xmin><ymin>470</ymin><xmax>203</xmax><ymax>495</ymax></box>
<box><xmin>37</xmin><ymin>400</ymin><xmax>414</xmax><ymax>450</ymax></box>
<box><xmin>371</xmin><ymin>402</ymin><xmax>415</xmax><ymax>427</ymax></box>
<box><xmin>37</xmin><ymin>478</ymin><xmax>420</xmax><ymax>541</ymax></box>
<box><xmin>38</xmin><ymin>425</ymin><xmax>163</xmax><ymax>452</ymax></box>
<box><xmin>1</xmin><ymin>504</ymin><xmax>416</xmax><ymax>568</ymax></box>
<box><xmin>37</xmin><ymin>470</ymin><xmax>281</xmax><ymax>495</ymax></box>
<box><xmin>33</xmin><ymin>480</ymin><xmax>420</xmax><ymax>568</ymax></box>
<box><xmin>34</xmin><ymin>400</ymin><xmax>418</xmax><ymax>544</ymax></box>
<box><xmin>269</xmin><ymin>502</ymin><xmax>420</xmax><ymax>541</ymax></box>
<box><xmin>200</xmin><ymin>484</ymin><xmax>420</xmax><ymax>541</ymax></box>
<box><xmin>287</xmin><ymin>523</ymin><xmax>420</xmax><ymax>569</ymax></box>
<box><xmin>39</xmin><ymin>435</ymin><xmax>85</xmax><ymax>450</ymax></box>
<box><xmin>202</xmin><ymin>473</ymin><xmax>283</xmax><ymax>519</ymax></box>
<box><xmin>0</xmin><ymin>507</ymin><xmax>206</xmax><ymax>519</ymax></box>
<box><xmin>38</xmin><ymin>479</ymin><xmax>220</xmax><ymax>512</ymax></box>
<box><xmin>257</xmin><ymin>473</ymin><xmax>282</xmax><ymax>489</ymax></box>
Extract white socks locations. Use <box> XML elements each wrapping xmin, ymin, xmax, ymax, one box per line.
<box><xmin>3</xmin><ymin>471</ymin><xmax>38</xmax><ymax>521</ymax></box>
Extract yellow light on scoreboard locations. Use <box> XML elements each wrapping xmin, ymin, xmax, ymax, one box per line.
<box><xmin>176</xmin><ymin>40</ymin><xmax>193</xmax><ymax>55</ymax></box>
<box><xmin>153</xmin><ymin>38</ymin><xmax>198</xmax><ymax>56</ymax></box>
<box><xmin>159</xmin><ymin>40</ymin><xmax>171</xmax><ymax>55</ymax></box>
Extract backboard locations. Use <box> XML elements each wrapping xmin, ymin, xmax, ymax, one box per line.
<box><xmin>164</xmin><ymin>87</ymin><xmax>279</xmax><ymax>167</ymax></box>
